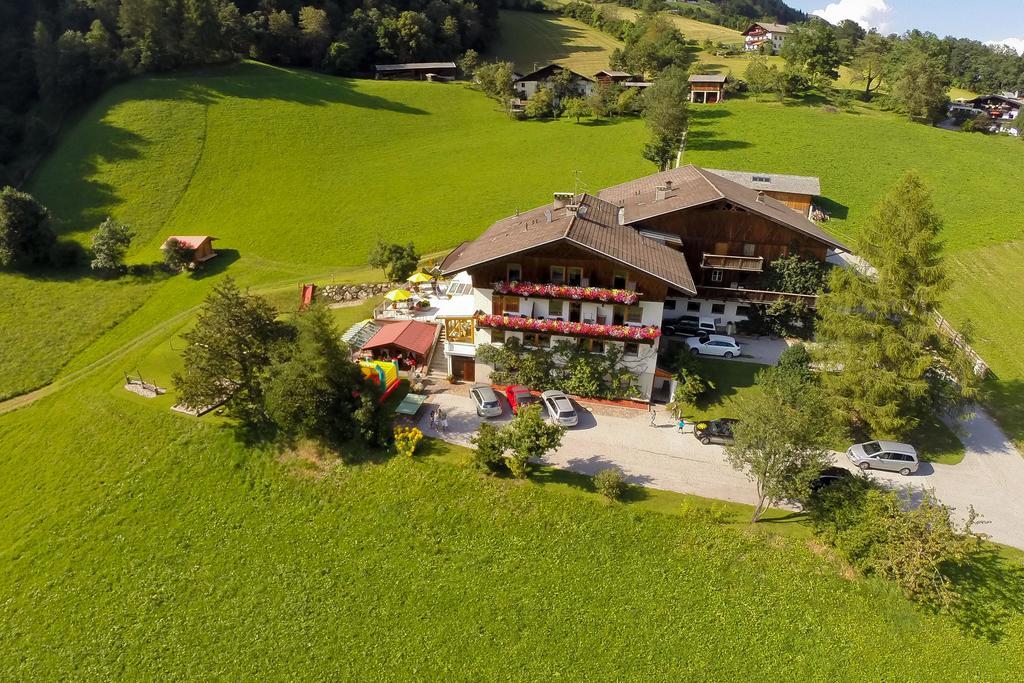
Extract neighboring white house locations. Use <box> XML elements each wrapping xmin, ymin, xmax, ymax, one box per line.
<box><xmin>950</xmin><ymin>94</ymin><xmax>1022</xmax><ymax>136</ymax></box>
<box><xmin>513</xmin><ymin>64</ymin><xmax>595</xmax><ymax>103</ymax></box>
<box><xmin>742</xmin><ymin>22</ymin><xmax>789</xmax><ymax>54</ymax></box>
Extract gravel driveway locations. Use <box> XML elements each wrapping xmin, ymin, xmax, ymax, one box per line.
<box><xmin>418</xmin><ymin>393</ymin><xmax>1024</xmax><ymax>549</ymax></box>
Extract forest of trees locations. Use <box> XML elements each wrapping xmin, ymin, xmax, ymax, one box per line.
<box><xmin>0</xmin><ymin>0</ymin><xmax>501</xmax><ymax>185</ymax></box>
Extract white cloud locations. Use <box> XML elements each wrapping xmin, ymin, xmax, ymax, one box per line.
<box><xmin>986</xmin><ymin>38</ymin><xmax>1024</xmax><ymax>55</ymax></box>
<box><xmin>812</xmin><ymin>0</ymin><xmax>893</xmax><ymax>31</ymax></box>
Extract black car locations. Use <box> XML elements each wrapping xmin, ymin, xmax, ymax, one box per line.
<box><xmin>809</xmin><ymin>466</ymin><xmax>853</xmax><ymax>494</ymax></box>
<box><xmin>693</xmin><ymin>418</ymin><xmax>738</xmax><ymax>445</ymax></box>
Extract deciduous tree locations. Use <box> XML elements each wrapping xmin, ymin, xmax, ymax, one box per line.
<box><xmin>504</xmin><ymin>404</ymin><xmax>564</xmax><ymax>478</ymax></box>
<box><xmin>726</xmin><ymin>367</ymin><xmax>833</xmax><ymax>521</ymax></box>
<box><xmin>561</xmin><ymin>96</ymin><xmax>591</xmax><ymax>123</ymax></box>
<box><xmin>887</xmin><ymin>48</ymin><xmax>950</xmax><ymax>123</ymax></box>
<box><xmin>90</xmin><ymin>217</ymin><xmax>134</xmax><ymax>273</ymax></box>
<box><xmin>0</xmin><ymin>186</ymin><xmax>54</xmax><ymax>268</ymax></box>
<box><xmin>850</xmin><ymin>31</ymin><xmax>890</xmax><ymax>98</ymax></box>
<box><xmin>781</xmin><ymin>21</ymin><xmax>842</xmax><ymax>87</ymax></box>
<box><xmin>368</xmin><ymin>239</ymin><xmax>419</xmax><ymax>281</ymax></box>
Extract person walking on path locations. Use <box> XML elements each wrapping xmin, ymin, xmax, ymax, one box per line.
<box><xmin>677</xmin><ymin>417</ymin><xmax>686</xmax><ymax>433</ymax></box>
<box><xmin>439</xmin><ymin>411</ymin><xmax>449</xmax><ymax>435</ymax></box>
<box><xmin>649</xmin><ymin>405</ymin><xmax>657</xmax><ymax>427</ymax></box>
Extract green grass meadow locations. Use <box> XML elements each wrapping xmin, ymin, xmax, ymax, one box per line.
<box><xmin>489</xmin><ymin>9</ymin><xmax>622</xmax><ymax>74</ymax></box>
<box><xmin>2</xmin><ymin>358</ymin><xmax>1023</xmax><ymax>677</ymax></box>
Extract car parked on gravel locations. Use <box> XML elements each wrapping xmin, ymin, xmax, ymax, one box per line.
<box><xmin>662</xmin><ymin>315</ymin><xmax>719</xmax><ymax>337</ymax></box>
<box><xmin>685</xmin><ymin>334</ymin><xmax>742</xmax><ymax>358</ymax></box>
<box><xmin>809</xmin><ymin>466</ymin><xmax>854</xmax><ymax>493</ymax></box>
<box><xmin>846</xmin><ymin>440</ymin><xmax>919</xmax><ymax>475</ymax></box>
<box><xmin>470</xmin><ymin>385</ymin><xmax>503</xmax><ymax>418</ymax></box>
<box><xmin>504</xmin><ymin>385</ymin><xmax>539</xmax><ymax>415</ymax></box>
<box><xmin>693</xmin><ymin>418</ymin><xmax>738</xmax><ymax>445</ymax></box>
<box><xmin>540</xmin><ymin>390</ymin><xmax>578</xmax><ymax>427</ymax></box>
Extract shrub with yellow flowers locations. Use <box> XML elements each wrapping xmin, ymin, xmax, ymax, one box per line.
<box><xmin>394</xmin><ymin>426</ymin><xmax>424</xmax><ymax>458</ymax></box>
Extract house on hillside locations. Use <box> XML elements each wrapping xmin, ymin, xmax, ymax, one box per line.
<box><xmin>161</xmin><ymin>235</ymin><xmax>217</xmax><ymax>265</ymax></box>
<box><xmin>688</xmin><ymin>74</ymin><xmax>727</xmax><ymax>104</ymax></box>
<box><xmin>374</xmin><ymin>62</ymin><xmax>457</xmax><ymax>81</ymax></box>
<box><xmin>742</xmin><ymin>22</ymin><xmax>789</xmax><ymax>54</ymax></box>
<box><xmin>704</xmin><ymin>169</ymin><xmax>821</xmax><ymax>217</ymax></box>
<box><xmin>950</xmin><ymin>94</ymin><xmax>1022</xmax><ymax>136</ymax></box>
<box><xmin>438</xmin><ymin>165</ymin><xmax>847</xmax><ymax>399</ymax></box>
<box><xmin>513</xmin><ymin>64</ymin><xmax>595</xmax><ymax>102</ymax></box>
<box><xmin>593</xmin><ymin>70</ymin><xmax>635</xmax><ymax>86</ymax></box>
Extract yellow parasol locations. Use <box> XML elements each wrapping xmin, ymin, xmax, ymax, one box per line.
<box><xmin>384</xmin><ymin>289</ymin><xmax>414</xmax><ymax>302</ymax></box>
<box><xmin>406</xmin><ymin>272</ymin><xmax>432</xmax><ymax>284</ymax></box>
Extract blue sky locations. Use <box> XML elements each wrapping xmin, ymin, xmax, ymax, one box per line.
<box><xmin>786</xmin><ymin>1</ymin><xmax>1024</xmax><ymax>51</ymax></box>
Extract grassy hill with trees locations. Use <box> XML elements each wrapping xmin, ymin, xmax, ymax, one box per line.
<box><xmin>684</xmin><ymin>97</ymin><xmax>1024</xmax><ymax>448</ymax></box>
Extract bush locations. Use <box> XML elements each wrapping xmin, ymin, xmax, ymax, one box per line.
<box><xmin>470</xmin><ymin>422</ymin><xmax>507</xmax><ymax>474</ymax></box>
<box><xmin>808</xmin><ymin>477</ymin><xmax>985</xmax><ymax>608</ymax></box>
<box><xmin>394</xmin><ymin>426</ymin><xmax>423</xmax><ymax>458</ymax></box>
<box><xmin>594</xmin><ymin>467</ymin><xmax>627</xmax><ymax>501</ymax></box>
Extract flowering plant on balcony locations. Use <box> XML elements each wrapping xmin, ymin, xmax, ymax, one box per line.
<box><xmin>475</xmin><ymin>314</ymin><xmax>660</xmax><ymax>341</ymax></box>
<box><xmin>492</xmin><ymin>281</ymin><xmax>640</xmax><ymax>305</ymax></box>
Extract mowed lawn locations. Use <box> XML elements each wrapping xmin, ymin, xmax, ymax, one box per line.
<box><xmin>685</xmin><ymin>98</ymin><xmax>1024</xmax><ymax>446</ymax></box>
<box><xmin>490</xmin><ymin>9</ymin><xmax>622</xmax><ymax>74</ymax></box>
<box><xmin>1</xmin><ymin>359</ymin><xmax>1023</xmax><ymax>677</ymax></box>
<box><xmin>6</xmin><ymin>61</ymin><xmax>652</xmax><ymax>398</ymax></box>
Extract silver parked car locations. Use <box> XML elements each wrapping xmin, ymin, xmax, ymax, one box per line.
<box><xmin>540</xmin><ymin>390</ymin><xmax>579</xmax><ymax>427</ymax></box>
<box><xmin>685</xmin><ymin>334</ymin><xmax>742</xmax><ymax>359</ymax></box>
<box><xmin>470</xmin><ymin>385</ymin><xmax>503</xmax><ymax>418</ymax></box>
<box><xmin>846</xmin><ymin>440</ymin><xmax>919</xmax><ymax>475</ymax></box>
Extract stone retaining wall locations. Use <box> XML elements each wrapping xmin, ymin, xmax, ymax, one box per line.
<box><xmin>316</xmin><ymin>282</ymin><xmax>396</xmax><ymax>303</ymax></box>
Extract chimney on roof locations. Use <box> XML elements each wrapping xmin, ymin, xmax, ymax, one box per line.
<box><xmin>655</xmin><ymin>183</ymin><xmax>674</xmax><ymax>202</ymax></box>
<box><xmin>755</xmin><ymin>191</ymin><xmax>766</xmax><ymax>203</ymax></box>
<box><xmin>553</xmin><ymin>192</ymin><xmax>574</xmax><ymax>211</ymax></box>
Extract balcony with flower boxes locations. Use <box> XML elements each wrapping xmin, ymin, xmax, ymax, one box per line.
<box><xmin>475</xmin><ymin>314</ymin><xmax>661</xmax><ymax>344</ymax></box>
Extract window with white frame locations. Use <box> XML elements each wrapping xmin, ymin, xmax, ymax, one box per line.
<box><xmin>550</xmin><ymin>266</ymin><xmax>566</xmax><ymax>283</ymax></box>
<box><xmin>548</xmin><ymin>300</ymin><xmax>564</xmax><ymax>318</ymax></box>
<box><xmin>507</xmin><ymin>263</ymin><xmax>522</xmax><ymax>281</ymax></box>
<box><xmin>613</xmin><ymin>271</ymin><xmax>628</xmax><ymax>289</ymax></box>
<box><xmin>624</xmin><ymin>342</ymin><xmax>639</xmax><ymax>358</ymax></box>
<box><xmin>567</xmin><ymin>267</ymin><xmax>583</xmax><ymax>286</ymax></box>
<box><xmin>742</xmin><ymin>243</ymin><xmax>756</xmax><ymax>257</ymax></box>
<box><xmin>626</xmin><ymin>306</ymin><xmax>643</xmax><ymax>324</ymax></box>
<box><xmin>687</xmin><ymin>301</ymin><xmax>701</xmax><ymax>312</ymax></box>
<box><xmin>710</xmin><ymin>269</ymin><xmax>724</xmax><ymax>283</ymax></box>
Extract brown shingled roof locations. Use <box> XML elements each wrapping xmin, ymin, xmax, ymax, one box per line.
<box><xmin>440</xmin><ymin>194</ymin><xmax>696</xmax><ymax>294</ymax></box>
<box><xmin>598</xmin><ymin>165</ymin><xmax>847</xmax><ymax>251</ymax></box>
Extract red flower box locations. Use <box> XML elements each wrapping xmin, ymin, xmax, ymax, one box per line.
<box><xmin>492</xmin><ymin>281</ymin><xmax>640</xmax><ymax>305</ymax></box>
<box><xmin>475</xmin><ymin>314</ymin><xmax>660</xmax><ymax>342</ymax></box>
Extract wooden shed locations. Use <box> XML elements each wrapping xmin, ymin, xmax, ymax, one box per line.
<box><xmin>162</xmin><ymin>235</ymin><xmax>217</xmax><ymax>264</ymax></box>
<box><xmin>688</xmin><ymin>74</ymin><xmax>727</xmax><ymax>104</ymax></box>
<box><xmin>374</xmin><ymin>62</ymin><xmax>457</xmax><ymax>80</ymax></box>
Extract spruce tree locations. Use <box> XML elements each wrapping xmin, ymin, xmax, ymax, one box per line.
<box><xmin>817</xmin><ymin>172</ymin><xmax>976</xmax><ymax>438</ymax></box>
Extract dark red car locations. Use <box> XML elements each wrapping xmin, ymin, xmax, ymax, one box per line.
<box><xmin>504</xmin><ymin>385</ymin><xmax>539</xmax><ymax>415</ymax></box>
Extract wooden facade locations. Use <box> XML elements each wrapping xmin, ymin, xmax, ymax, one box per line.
<box><xmin>635</xmin><ymin>201</ymin><xmax>828</xmax><ymax>287</ymax></box>
<box><xmin>466</xmin><ymin>241</ymin><xmax>671</xmax><ymax>301</ymax></box>
<box><xmin>689</xmin><ymin>83</ymin><xmax>725</xmax><ymax>104</ymax></box>
<box><xmin>763</xmin><ymin>190</ymin><xmax>812</xmax><ymax>215</ymax></box>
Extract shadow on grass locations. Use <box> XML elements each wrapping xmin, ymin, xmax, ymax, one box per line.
<box><xmin>946</xmin><ymin>544</ymin><xmax>1024</xmax><ymax>642</ymax></box>
<box><xmin>817</xmin><ymin>196</ymin><xmax>849</xmax><ymax>221</ymax></box>
<box><xmin>982</xmin><ymin>375</ymin><xmax>1024</xmax><ymax>452</ymax></box>
<box><xmin>190</xmin><ymin>248</ymin><xmax>241</xmax><ymax>279</ymax></box>
<box><xmin>140</xmin><ymin>61</ymin><xmax>430</xmax><ymax>115</ymax></box>
<box><xmin>685</xmin><ymin>129</ymin><xmax>752</xmax><ymax>152</ymax></box>
<box><xmin>530</xmin><ymin>463</ymin><xmax>652</xmax><ymax>502</ymax></box>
